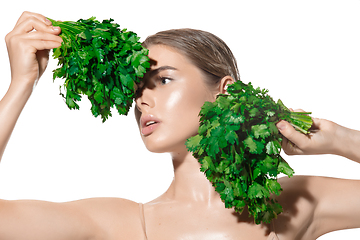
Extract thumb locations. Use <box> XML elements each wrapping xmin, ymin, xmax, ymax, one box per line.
<box><xmin>277</xmin><ymin>120</ymin><xmax>309</xmax><ymax>144</ymax></box>
<box><xmin>276</xmin><ymin>120</ymin><xmax>309</xmax><ymax>154</ymax></box>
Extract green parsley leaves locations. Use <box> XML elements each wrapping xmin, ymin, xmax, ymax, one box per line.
<box><xmin>186</xmin><ymin>80</ymin><xmax>313</xmax><ymax>224</ymax></box>
<box><xmin>49</xmin><ymin>17</ymin><xmax>150</xmax><ymax>122</ymax></box>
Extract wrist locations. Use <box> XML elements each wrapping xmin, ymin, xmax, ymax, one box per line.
<box><xmin>2</xmin><ymin>80</ymin><xmax>33</xmax><ymax>114</ymax></box>
<box><xmin>334</xmin><ymin>124</ymin><xmax>360</xmax><ymax>162</ymax></box>
<box><xmin>0</xmin><ymin>80</ymin><xmax>33</xmax><ymax>161</ymax></box>
<box><xmin>8</xmin><ymin>78</ymin><xmax>34</xmax><ymax>98</ymax></box>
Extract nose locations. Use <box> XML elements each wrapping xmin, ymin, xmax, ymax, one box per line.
<box><xmin>134</xmin><ymin>84</ymin><xmax>155</xmax><ymax>113</ymax></box>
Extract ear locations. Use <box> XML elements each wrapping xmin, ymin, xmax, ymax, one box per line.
<box><xmin>218</xmin><ymin>76</ymin><xmax>235</xmax><ymax>95</ymax></box>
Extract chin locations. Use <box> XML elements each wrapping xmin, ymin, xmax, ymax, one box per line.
<box><xmin>144</xmin><ymin>143</ymin><xmax>168</xmax><ymax>153</ymax></box>
<box><xmin>141</xmin><ymin>135</ymin><xmax>189</xmax><ymax>154</ymax></box>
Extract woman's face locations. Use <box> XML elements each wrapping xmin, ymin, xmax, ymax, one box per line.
<box><xmin>135</xmin><ymin>45</ymin><xmax>217</xmax><ymax>154</ymax></box>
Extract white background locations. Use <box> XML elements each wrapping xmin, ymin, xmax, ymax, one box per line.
<box><xmin>0</xmin><ymin>1</ymin><xmax>359</xmax><ymax>239</ymax></box>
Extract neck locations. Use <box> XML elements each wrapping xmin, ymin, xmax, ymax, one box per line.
<box><xmin>164</xmin><ymin>146</ymin><xmax>221</xmax><ymax>205</ymax></box>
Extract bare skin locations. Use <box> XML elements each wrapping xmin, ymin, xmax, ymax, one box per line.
<box><xmin>1</xmin><ymin>11</ymin><xmax>360</xmax><ymax>240</ymax></box>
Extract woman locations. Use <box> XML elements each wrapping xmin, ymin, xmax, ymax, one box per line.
<box><xmin>1</xmin><ymin>11</ymin><xmax>360</xmax><ymax>240</ymax></box>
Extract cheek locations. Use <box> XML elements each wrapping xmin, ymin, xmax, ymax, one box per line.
<box><xmin>162</xmin><ymin>85</ymin><xmax>210</xmax><ymax>135</ymax></box>
<box><xmin>134</xmin><ymin>107</ymin><xmax>141</xmax><ymax>127</ymax></box>
<box><xmin>164</xmin><ymin>90</ymin><xmax>182</xmax><ymax>113</ymax></box>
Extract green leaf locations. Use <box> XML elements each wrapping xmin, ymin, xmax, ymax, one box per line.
<box><xmin>120</xmin><ymin>74</ymin><xmax>134</xmax><ymax>89</ymax></box>
<box><xmin>223</xmin><ymin>180</ymin><xmax>235</xmax><ymax>204</ymax></box>
<box><xmin>266</xmin><ymin>140</ymin><xmax>281</xmax><ymax>155</ymax></box>
<box><xmin>243</xmin><ymin>137</ymin><xmax>256</xmax><ymax>153</ymax></box>
<box><xmin>266</xmin><ymin>178</ymin><xmax>282</xmax><ymax>195</ymax></box>
<box><xmin>186</xmin><ymin>135</ymin><xmax>202</xmax><ymax>153</ymax></box>
<box><xmin>278</xmin><ymin>158</ymin><xmax>295</xmax><ymax>177</ymax></box>
<box><xmin>267</xmin><ymin>111</ymin><xmax>275</xmax><ymax>117</ymax></box>
<box><xmin>224</xmin><ymin>130</ymin><xmax>238</xmax><ymax>145</ymax></box>
<box><xmin>258</xmin><ymin>155</ymin><xmax>278</xmax><ymax>176</ymax></box>
<box><xmin>252</xmin><ymin>124</ymin><xmax>270</xmax><ymax>139</ymax></box>
<box><xmin>94</xmin><ymin>90</ymin><xmax>104</xmax><ymax>104</ymax></box>
<box><xmin>244</xmin><ymin>136</ymin><xmax>264</xmax><ymax>154</ymax></box>
<box><xmin>234</xmin><ymin>199</ymin><xmax>246</xmax><ymax>213</ymax></box>
<box><xmin>249</xmin><ymin>108</ymin><xmax>260</xmax><ymax>117</ymax></box>
<box><xmin>248</xmin><ymin>182</ymin><xmax>270</xmax><ymax>199</ymax></box>
<box><xmin>268</xmin><ymin>122</ymin><xmax>279</xmax><ymax>134</ymax></box>
<box><xmin>53</xmin><ymin>47</ymin><xmax>61</xmax><ymax>58</ymax></box>
<box><xmin>217</xmin><ymin>96</ymin><xmax>230</xmax><ymax>109</ymax></box>
<box><xmin>198</xmin><ymin>123</ymin><xmax>208</xmax><ymax>135</ymax></box>
<box><xmin>208</xmin><ymin>137</ymin><xmax>220</xmax><ymax>157</ymax></box>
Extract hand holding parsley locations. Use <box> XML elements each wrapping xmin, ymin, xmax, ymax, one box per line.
<box><xmin>48</xmin><ymin>17</ymin><xmax>150</xmax><ymax>122</ymax></box>
<box><xmin>186</xmin><ymin>80</ymin><xmax>313</xmax><ymax>224</ymax></box>
<box><xmin>278</xmin><ymin>117</ymin><xmax>341</xmax><ymax>156</ymax></box>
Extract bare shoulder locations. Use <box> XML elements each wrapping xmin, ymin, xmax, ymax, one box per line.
<box><xmin>67</xmin><ymin>197</ymin><xmax>145</xmax><ymax>240</ymax></box>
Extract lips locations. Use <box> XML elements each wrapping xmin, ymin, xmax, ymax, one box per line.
<box><xmin>140</xmin><ymin>115</ymin><xmax>161</xmax><ymax>136</ymax></box>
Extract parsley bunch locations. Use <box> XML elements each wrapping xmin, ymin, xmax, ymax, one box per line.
<box><xmin>49</xmin><ymin>17</ymin><xmax>150</xmax><ymax>122</ymax></box>
<box><xmin>186</xmin><ymin>81</ymin><xmax>313</xmax><ymax>224</ymax></box>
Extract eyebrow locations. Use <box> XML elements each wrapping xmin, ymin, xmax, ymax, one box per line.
<box><xmin>147</xmin><ymin>66</ymin><xmax>178</xmax><ymax>78</ymax></box>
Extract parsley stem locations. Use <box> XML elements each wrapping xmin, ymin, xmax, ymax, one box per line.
<box><xmin>248</xmin><ymin>163</ymin><xmax>253</xmax><ymax>183</ymax></box>
<box><xmin>48</xmin><ymin>18</ymin><xmax>86</xmax><ymax>34</ymax></box>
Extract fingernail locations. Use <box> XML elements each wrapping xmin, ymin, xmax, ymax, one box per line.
<box><xmin>45</xmin><ymin>18</ymin><xmax>52</xmax><ymax>25</ymax></box>
<box><xmin>52</xmin><ymin>26</ymin><xmax>60</xmax><ymax>31</ymax></box>
<box><xmin>277</xmin><ymin>122</ymin><xmax>286</xmax><ymax>131</ymax></box>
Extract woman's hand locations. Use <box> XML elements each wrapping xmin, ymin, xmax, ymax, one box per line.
<box><xmin>5</xmin><ymin>11</ymin><xmax>62</xmax><ymax>89</ymax></box>
<box><xmin>277</xmin><ymin>116</ymin><xmax>338</xmax><ymax>156</ymax></box>
<box><xmin>0</xmin><ymin>12</ymin><xmax>62</xmax><ymax>161</ymax></box>
<box><xmin>277</xmin><ymin>111</ymin><xmax>360</xmax><ymax>162</ymax></box>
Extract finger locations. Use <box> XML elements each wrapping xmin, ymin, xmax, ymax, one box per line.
<box><xmin>281</xmin><ymin>137</ymin><xmax>303</xmax><ymax>155</ymax></box>
<box><xmin>26</xmin><ymin>38</ymin><xmax>62</xmax><ymax>51</ymax></box>
<box><xmin>15</xmin><ymin>11</ymin><xmax>50</xmax><ymax>28</ymax></box>
<box><xmin>6</xmin><ymin>24</ymin><xmax>61</xmax><ymax>49</ymax></box>
<box><xmin>6</xmin><ymin>31</ymin><xmax>62</xmax><ymax>58</ymax></box>
<box><xmin>310</xmin><ymin>117</ymin><xmax>322</xmax><ymax>128</ymax></box>
<box><xmin>23</xmin><ymin>31</ymin><xmax>62</xmax><ymax>43</ymax></box>
<box><xmin>12</xmin><ymin>15</ymin><xmax>59</xmax><ymax>36</ymax></box>
<box><xmin>277</xmin><ymin>120</ymin><xmax>310</xmax><ymax>148</ymax></box>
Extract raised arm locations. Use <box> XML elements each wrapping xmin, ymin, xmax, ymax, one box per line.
<box><xmin>0</xmin><ymin>197</ymin><xmax>144</xmax><ymax>240</ymax></box>
<box><xmin>276</xmin><ymin>115</ymin><xmax>360</xmax><ymax>239</ymax></box>
<box><xmin>0</xmin><ymin>11</ymin><xmax>62</xmax><ymax>160</ymax></box>
<box><xmin>0</xmin><ymin>12</ymin><xmax>144</xmax><ymax>240</ymax></box>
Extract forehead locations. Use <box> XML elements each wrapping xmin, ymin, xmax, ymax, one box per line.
<box><xmin>147</xmin><ymin>44</ymin><xmax>192</xmax><ymax>70</ymax></box>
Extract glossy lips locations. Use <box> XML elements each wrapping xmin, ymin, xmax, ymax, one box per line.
<box><xmin>140</xmin><ymin>115</ymin><xmax>161</xmax><ymax>136</ymax></box>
